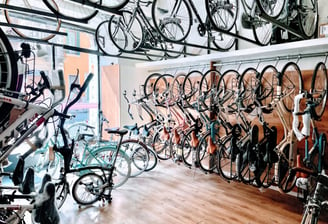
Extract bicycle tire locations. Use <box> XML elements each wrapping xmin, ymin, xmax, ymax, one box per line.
<box><xmin>145</xmin><ymin>147</ymin><xmax>158</xmax><ymax>172</ymax></box>
<box><xmin>95</xmin><ymin>20</ymin><xmax>121</xmax><ymax>56</ymax></box>
<box><xmin>239</xmin><ymin>140</ymin><xmax>256</xmax><ymax>184</ymax></box>
<box><xmin>143</xmin><ymin>73</ymin><xmax>162</xmax><ymax>98</ymax></box>
<box><xmin>121</xmin><ymin>139</ymin><xmax>149</xmax><ymax>177</ymax></box>
<box><xmin>101</xmin><ymin>0</ymin><xmax>129</xmax><ymax>9</ymax></box>
<box><xmin>255</xmin><ymin>160</ymin><xmax>275</xmax><ymax>188</ymax></box>
<box><xmin>42</xmin><ymin>0</ymin><xmax>100</xmax><ymax>23</ymax></box>
<box><xmin>86</xmin><ymin>147</ymin><xmax>131</xmax><ymax>188</ymax></box>
<box><xmin>152</xmin><ymin>0</ymin><xmax>192</xmax><ymax>42</ymax></box>
<box><xmin>161</xmin><ymin>22</ymin><xmax>185</xmax><ymax>59</ymax></box>
<box><xmin>217</xmin><ymin>69</ymin><xmax>240</xmax><ymax>108</ymax></box>
<box><xmin>238</xmin><ymin>67</ymin><xmax>260</xmax><ymax>113</ymax></box>
<box><xmin>72</xmin><ymin>172</ymin><xmax>104</xmax><ymax>205</ymax></box>
<box><xmin>197</xmin><ymin>131</ymin><xmax>219</xmax><ymax>173</ymax></box>
<box><xmin>153</xmin><ymin>73</ymin><xmax>174</xmax><ymax>106</ymax></box>
<box><xmin>310</xmin><ymin>62</ymin><xmax>328</xmax><ymax>120</ymax></box>
<box><xmin>210</xmin><ymin>24</ymin><xmax>237</xmax><ymax>51</ymax></box>
<box><xmin>108</xmin><ymin>10</ymin><xmax>144</xmax><ymax>52</ymax></box>
<box><xmin>0</xmin><ymin>27</ymin><xmax>18</xmax><ymax>130</ymax></box>
<box><xmin>4</xmin><ymin>0</ymin><xmax>61</xmax><ymax>41</ymax></box>
<box><xmin>205</xmin><ymin>0</ymin><xmax>238</xmax><ymax>32</ymax></box>
<box><xmin>152</xmin><ymin>128</ymin><xmax>172</xmax><ymax>160</ymax></box>
<box><xmin>217</xmin><ymin>135</ymin><xmax>239</xmax><ymax>181</ymax></box>
<box><xmin>252</xmin><ymin>14</ymin><xmax>273</xmax><ymax>46</ymax></box>
<box><xmin>55</xmin><ymin>181</ymin><xmax>69</xmax><ymax>209</ymax></box>
<box><xmin>298</xmin><ymin>0</ymin><xmax>318</xmax><ymax>38</ymax></box>
<box><xmin>258</xmin><ymin>64</ymin><xmax>279</xmax><ymax>114</ymax></box>
<box><xmin>255</xmin><ymin>0</ymin><xmax>286</xmax><ymax>19</ymax></box>
<box><xmin>182</xmin><ymin>70</ymin><xmax>204</xmax><ymax>108</ymax></box>
<box><xmin>181</xmin><ymin>128</ymin><xmax>193</xmax><ymax>167</ymax></box>
<box><xmin>280</xmin><ymin>61</ymin><xmax>304</xmax><ymax>113</ymax></box>
<box><xmin>199</xmin><ymin>69</ymin><xmax>221</xmax><ymax>96</ymax></box>
<box><xmin>170</xmin><ymin>72</ymin><xmax>187</xmax><ymax>102</ymax></box>
<box><xmin>278</xmin><ymin>144</ymin><xmax>296</xmax><ymax>193</ymax></box>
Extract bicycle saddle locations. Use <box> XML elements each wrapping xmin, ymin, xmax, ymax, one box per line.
<box><xmin>105</xmin><ymin>128</ymin><xmax>128</xmax><ymax>136</ymax></box>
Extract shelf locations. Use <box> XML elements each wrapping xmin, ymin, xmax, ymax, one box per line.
<box><xmin>136</xmin><ymin>37</ymin><xmax>328</xmax><ymax>71</ymax></box>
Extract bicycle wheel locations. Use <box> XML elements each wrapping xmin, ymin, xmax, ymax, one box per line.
<box><xmin>256</xmin><ymin>0</ymin><xmax>286</xmax><ymax>19</ymax></box>
<box><xmin>145</xmin><ymin>147</ymin><xmax>158</xmax><ymax>172</ymax></box>
<box><xmin>153</xmin><ymin>128</ymin><xmax>172</xmax><ymax>160</ymax></box>
<box><xmin>278</xmin><ymin>144</ymin><xmax>296</xmax><ymax>193</ymax></box>
<box><xmin>144</xmin><ymin>39</ymin><xmax>166</xmax><ymax>61</ymax></box>
<box><xmin>199</xmin><ymin>69</ymin><xmax>221</xmax><ymax>96</ymax></box>
<box><xmin>153</xmin><ymin>73</ymin><xmax>174</xmax><ymax>106</ymax></box>
<box><xmin>311</xmin><ymin>62</ymin><xmax>328</xmax><ymax>120</ymax></box>
<box><xmin>238</xmin><ymin>67</ymin><xmax>260</xmax><ymax>113</ymax></box>
<box><xmin>42</xmin><ymin>0</ymin><xmax>99</xmax><ymax>23</ymax></box>
<box><xmin>258</xmin><ymin>64</ymin><xmax>279</xmax><ymax>113</ymax></box>
<box><xmin>143</xmin><ymin>73</ymin><xmax>162</xmax><ymax>98</ymax></box>
<box><xmin>280</xmin><ymin>62</ymin><xmax>304</xmax><ymax>113</ymax></box>
<box><xmin>4</xmin><ymin>0</ymin><xmax>61</xmax><ymax>41</ymax></box>
<box><xmin>217</xmin><ymin>135</ymin><xmax>239</xmax><ymax>181</ymax></box>
<box><xmin>298</xmin><ymin>0</ymin><xmax>318</xmax><ymax>38</ymax></box>
<box><xmin>121</xmin><ymin>139</ymin><xmax>149</xmax><ymax>177</ymax></box>
<box><xmin>72</xmin><ymin>172</ymin><xmax>104</xmax><ymax>205</ymax></box>
<box><xmin>108</xmin><ymin>10</ymin><xmax>144</xmax><ymax>52</ymax></box>
<box><xmin>197</xmin><ymin>131</ymin><xmax>219</xmax><ymax>173</ymax></box>
<box><xmin>181</xmin><ymin>128</ymin><xmax>193</xmax><ymax>167</ymax></box>
<box><xmin>205</xmin><ymin>0</ymin><xmax>238</xmax><ymax>32</ymax></box>
<box><xmin>152</xmin><ymin>0</ymin><xmax>192</xmax><ymax>42</ymax></box>
<box><xmin>239</xmin><ymin>140</ymin><xmax>256</xmax><ymax>184</ymax></box>
<box><xmin>102</xmin><ymin>0</ymin><xmax>129</xmax><ymax>9</ymax></box>
<box><xmin>161</xmin><ymin>22</ymin><xmax>185</xmax><ymax>58</ymax></box>
<box><xmin>55</xmin><ymin>181</ymin><xmax>69</xmax><ymax>209</ymax></box>
<box><xmin>182</xmin><ymin>70</ymin><xmax>204</xmax><ymax>107</ymax></box>
<box><xmin>0</xmin><ymin>27</ymin><xmax>18</xmax><ymax>130</ymax></box>
<box><xmin>86</xmin><ymin>147</ymin><xmax>131</xmax><ymax>188</ymax></box>
<box><xmin>210</xmin><ymin>25</ymin><xmax>237</xmax><ymax>51</ymax></box>
<box><xmin>252</xmin><ymin>14</ymin><xmax>273</xmax><ymax>46</ymax></box>
<box><xmin>217</xmin><ymin>69</ymin><xmax>240</xmax><ymax>107</ymax></box>
<box><xmin>170</xmin><ymin>72</ymin><xmax>187</xmax><ymax>102</ymax></box>
<box><xmin>95</xmin><ymin>20</ymin><xmax>121</xmax><ymax>56</ymax></box>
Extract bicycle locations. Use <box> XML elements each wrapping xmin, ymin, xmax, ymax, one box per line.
<box><xmin>0</xmin><ymin>174</ymin><xmax>59</xmax><ymax>224</ymax></box>
<box><xmin>301</xmin><ymin>173</ymin><xmax>328</xmax><ymax>224</ymax></box>
<box><xmin>256</xmin><ymin>0</ymin><xmax>318</xmax><ymax>41</ymax></box>
<box><xmin>152</xmin><ymin>0</ymin><xmax>236</xmax><ymax>51</ymax></box>
<box><xmin>108</xmin><ymin>0</ymin><xmax>185</xmax><ymax>60</ymax></box>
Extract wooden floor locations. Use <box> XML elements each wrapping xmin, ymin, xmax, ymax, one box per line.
<box><xmin>59</xmin><ymin>161</ymin><xmax>328</xmax><ymax>224</ymax></box>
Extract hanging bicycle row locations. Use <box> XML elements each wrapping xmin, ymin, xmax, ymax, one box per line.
<box><xmin>124</xmin><ymin>56</ymin><xmax>327</xmax><ymax>194</ymax></box>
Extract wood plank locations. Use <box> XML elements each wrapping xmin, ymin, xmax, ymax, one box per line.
<box><xmin>59</xmin><ymin>161</ymin><xmax>328</xmax><ymax>224</ymax></box>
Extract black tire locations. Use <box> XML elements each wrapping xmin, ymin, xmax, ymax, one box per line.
<box><xmin>42</xmin><ymin>0</ymin><xmax>100</xmax><ymax>23</ymax></box>
<box><xmin>255</xmin><ymin>0</ymin><xmax>286</xmax><ymax>19</ymax></box>
<box><xmin>0</xmin><ymin>27</ymin><xmax>18</xmax><ymax>130</ymax></box>
<box><xmin>72</xmin><ymin>172</ymin><xmax>104</xmax><ymax>205</ymax></box>
<box><xmin>258</xmin><ymin>64</ymin><xmax>279</xmax><ymax>114</ymax></box>
<box><xmin>108</xmin><ymin>10</ymin><xmax>144</xmax><ymax>52</ymax></box>
<box><xmin>310</xmin><ymin>62</ymin><xmax>328</xmax><ymax>120</ymax></box>
<box><xmin>153</xmin><ymin>128</ymin><xmax>171</xmax><ymax>160</ymax></box>
<box><xmin>278</xmin><ymin>144</ymin><xmax>296</xmax><ymax>193</ymax></box>
<box><xmin>280</xmin><ymin>62</ymin><xmax>303</xmax><ymax>113</ymax></box>
<box><xmin>217</xmin><ymin>69</ymin><xmax>240</xmax><ymax>108</ymax></box>
<box><xmin>197</xmin><ymin>131</ymin><xmax>219</xmax><ymax>173</ymax></box>
<box><xmin>95</xmin><ymin>20</ymin><xmax>121</xmax><ymax>56</ymax></box>
<box><xmin>181</xmin><ymin>128</ymin><xmax>193</xmax><ymax>167</ymax></box>
<box><xmin>55</xmin><ymin>181</ymin><xmax>69</xmax><ymax>209</ymax></box>
<box><xmin>205</xmin><ymin>0</ymin><xmax>238</xmax><ymax>32</ymax></box>
<box><xmin>152</xmin><ymin>0</ymin><xmax>192</xmax><ymax>42</ymax></box>
<box><xmin>252</xmin><ymin>13</ymin><xmax>272</xmax><ymax>46</ymax></box>
<box><xmin>153</xmin><ymin>73</ymin><xmax>174</xmax><ymax>106</ymax></box>
<box><xmin>298</xmin><ymin>0</ymin><xmax>318</xmax><ymax>38</ymax></box>
<box><xmin>143</xmin><ymin>73</ymin><xmax>162</xmax><ymax>98</ymax></box>
<box><xmin>238</xmin><ymin>67</ymin><xmax>259</xmax><ymax>113</ymax></box>
<box><xmin>145</xmin><ymin>147</ymin><xmax>158</xmax><ymax>172</ymax></box>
